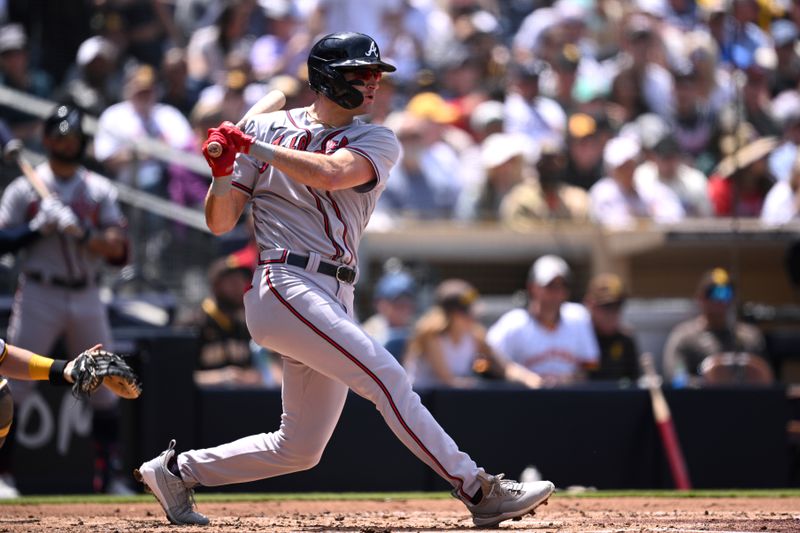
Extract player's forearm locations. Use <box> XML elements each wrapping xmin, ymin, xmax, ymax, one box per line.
<box><xmin>0</xmin><ymin>344</ymin><xmax>72</xmax><ymax>383</ymax></box>
<box><xmin>205</xmin><ymin>188</ymin><xmax>246</xmax><ymax>235</ymax></box>
<box><xmin>86</xmin><ymin>228</ymin><xmax>127</xmax><ymax>263</ymax></box>
<box><xmin>250</xmin><ymin>142</ymin><xmax>366</xmax><ymax>191</ymax></box>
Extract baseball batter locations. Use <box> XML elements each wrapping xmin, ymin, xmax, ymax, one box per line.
<box><xmin>136</xmin><ymin>32</ymin><xmax>554</xmax><ymax>528</ymax></box>
<box><xmin>0</xmin><ymin>104</ymin><xmax>129</xmax><ymax>492</ymax></box>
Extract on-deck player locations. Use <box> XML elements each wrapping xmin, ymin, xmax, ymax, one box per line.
<box><xmin>136</xmin><ymin>32</ymin><xmax>554</xmax><ymax>528</ymax></box>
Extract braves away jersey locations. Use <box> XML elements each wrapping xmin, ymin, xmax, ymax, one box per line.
<box><xmin>232</xmin><ymin>109</ymin><xmax>400</xmax><ymax>268</ymax></box>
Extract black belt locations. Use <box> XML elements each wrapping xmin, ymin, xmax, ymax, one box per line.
<box><xmin>25</xmin><ymin>271</ymin><xmax>97</xmax><ymax>290</ymax></box>
<box><xmin>284</xmin><ymin>253</ymin><xmax>356</xmax><ymax>284</ymax></box>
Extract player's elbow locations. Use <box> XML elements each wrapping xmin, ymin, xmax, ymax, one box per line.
<box><xmin>206</xmin><ymin>218</ymin><xmax>236</xmax><ymax>236</ymax></box>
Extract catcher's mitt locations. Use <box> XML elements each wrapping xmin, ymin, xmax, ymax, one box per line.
<box><xmin>70</xmin><ymin>349</ymin><xmax>142</xmax><ymax>399</ymax></box>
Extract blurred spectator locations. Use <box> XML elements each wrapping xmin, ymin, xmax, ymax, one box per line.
<box><xmin>196</xmin><ymin>66</ymin><xmax>251</xmax><ymax>123</ymax></box>
<box><xmin>179</xmin><ymin>257</ymin><xmax>276</xmax><ymax>387</ymax></box>
<box><xmin>404</xmin><ymin>278</ymin><xmax>541</xmax><ymax>389</ymax></box>
<box><xmin>487</xmin><ymin>255</ymin><xmax>600</xmax><ymax>386</ymax></box>
<box><xmin>770</xmin><ymin>19</ymin><xmax>800</xmax><ymax>96</ymax></box>
<box><xmin>503</xmin><ymin>60</ymin><xmax>567</xmax><ymax>146</ymax></box>
<box><xmin>635</xmin><ymin>129</ymin><xmax>712</xmax><ymax>217</ymax></box>
<box><xmin>544</xmin><ymin>43</ymin><xmax>581</xmax><ymax>115</ymax></box>
<box><xmin>662</xmin><ymin>267</ymin><xmax>771</xmax><ymax>387</ymax></box>
<box><xmin>0</xmin><ymin>24</ymin><xmax>52</xmax><ymax>144</ymax></box>
<box><xmin>55</xmin><ymin>36</ymin><xmax>121</xmax><ymax>117</ymax></box>
<box><xmin>378</xmin><ymin>107</ymin><xmax>462</xmax><ymax>219</ymax></box>
<box><xmin>249</xmin><ymin>0</ymin><xmax>308</xmax><ymax>82</ymax></box>
<box><xmin>108</xmin><ymin>0</ymin><xmax>181</xmax><ymax>67</ymax></box>
<box><xmin>683</xmin><ymin>30</ymin><xmax>733</xmax><ymax>115</ymax></box>
<box><xmin>563</xmin><ymin>112</ymin><xmax>608</xmax><ymax>190</ymax></box>
<box><xmin>362</xmin><ymin>269</ymin><xmax>418</xmax><ymax>360</ymax></box>
<box><xmin>762</xmin><ymin>150</ymin><xmax>800</xmax><ymax>226</ymax></box>
<box><xmin>708</xmin><ymin>135</ymin><xmax>778</xmax><ymax>217</ymax></box>
<box><xmin>739</xmin><ymin>60</ymin><xmax>781</xmax><ymax>137</ymax></box>
<box><xmin>615</xmin><ymin>14</ymin><xmax>672</xmax><ymax>118</ymax></box>
<box><xmin>589</xmin><ymin>136</ymin><xmax>685</xmax><ymax>228</ymax></box>
<box><xmin>583</xmin><ymin>273</ymin><xmax>640</xmax><ymax>383</ymax></box>
<box><xmin>717</xmin><ymin>0</ymin><xmax>771</xmax><ymax>70</ymax></box>
<box><xmin>94</xmin><ymin>64</ymin><xmax>195</xmax><ymax>197</ymax></box>
<box><xmin>308</xmin><ymin>0</ymin><xmax>401</xmax><ymax>51</ymax></box>
<box><xmin>378</xmin><ymin>0</ymin><xmax>427</xmax><ymax>88</ymax></box>
<box><xmin>666</xmin><ymin>63</ymin><xmax>719</xmax><ymax>161</ymax></box>
<box><xmin>768</xmin><ymin>90</ymin><xmax>800</xmax><ymax>183</ymax></box>
<box><xmin>186</xmin><ymin>0</ymin><xmax>256</xmax><ymax>88</ymax></box>
<box><xmin>160</xmin><ymin>47</ymin><xmax>197</xmax><ymax>117</ymax></box>
<box><xmin>512</xmin><ymin>6</ymin><xmax>560</xmax><ymax>65</ymax></box>
<box><xmin>500</xmin><ymin>138</ymin><xmax>590</xmax><ymax>229</ymax></box>
<box><xmin>458</xmin><ymin>132</ymin><xmax>531</xmax><ymax>221</ymax></box>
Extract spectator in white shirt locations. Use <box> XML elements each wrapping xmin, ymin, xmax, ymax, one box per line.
<box><xmin>589</xmin><ymin>136</ymin><xmax>685</xmax><ymax>229</ymax></box>
<box><xmin>762</xmin><ymin>150</ymin><xmax>800</xmax><ymax>226</ymax></box>
<box><xmin>487</xmin><ymin>255</ymin><xmax>600</xmax><ymax>386</ymax></box>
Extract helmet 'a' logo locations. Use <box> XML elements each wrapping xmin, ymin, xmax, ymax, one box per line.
<box><xmin>365</xmin><ymin>41</ymin><xmax>378</xmax><ymax>57</ymax></box>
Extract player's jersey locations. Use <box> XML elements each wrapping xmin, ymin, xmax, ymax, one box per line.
<box><xmin>0</xmin><ymin>163</ymin><xmax>126</xmax><ymax>281</ymax></box>
<box><xmin>232</xmin><ymin>108</ymin><xmax>400</xmax><ymax>268</ymax></box>
<box><xmin>487</xmin><ymin>303</ymin><xmax>600</xmax><ymax>377</ymax></box>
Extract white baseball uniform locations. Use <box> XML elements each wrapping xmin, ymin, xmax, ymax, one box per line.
<box><xmin>176</xmin><ymin>109</ymin><xmax>483</xmax><ymax>499</ymax></box>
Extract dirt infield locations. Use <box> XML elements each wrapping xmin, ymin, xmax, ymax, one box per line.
<box><xmin>0</xmin><ymin>496</ymin><xmax>798</xmax><ymax>532</ymax></box>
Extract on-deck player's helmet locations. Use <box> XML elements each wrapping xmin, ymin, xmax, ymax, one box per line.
<box><xmin>307</xmin><ymin>32</ymin><xmax>396</xmax><ymax>110</ymax></box>
<box><xmin>43</xmin><ymin>104</ymin><xmax>87</xmax><ymax>161</ymax></box>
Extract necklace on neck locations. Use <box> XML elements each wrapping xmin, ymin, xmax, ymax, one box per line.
<box><xmin>306</xmin><ymin>108</ymin><xmax>335</xmax><ymax>128</ymax></box>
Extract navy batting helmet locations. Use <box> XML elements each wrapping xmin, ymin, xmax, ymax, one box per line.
<box><xmin>307</xmin><ymin>32</ymin><xmax>395</xmax><ymax>110</ymax></box>
<box><xmin>43</xmin><ymin>104</ymin><xmax>87</xmax><ymax>161</ymax></box>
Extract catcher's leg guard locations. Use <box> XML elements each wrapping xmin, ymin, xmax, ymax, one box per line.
<box><xmin>0</xmin><ymin>379</ymin><xmax>13</xmax><ymax>449</ymax></box>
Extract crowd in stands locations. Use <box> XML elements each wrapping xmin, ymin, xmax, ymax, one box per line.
<box><xmin>0</xmin><ymin>0</ymin><xmax>795</xmax><ymax>390</ymax></box>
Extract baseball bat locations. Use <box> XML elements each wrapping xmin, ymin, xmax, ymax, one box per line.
<box><xmin>4</xmin><ymin>140</ymin><xmax>85</xmax><ymax>239</ymax></box>
<box><xmin>640</xmin><ymin>352</ymin><xmax>692</xmax><ymax>490</ymax></box>
<box><xmin>4</xmin><ymin>139</ymin><xmax>52</xmax><ymax>199</ymax></box>
<box><xmin>206</xmin><ymin>89</ymin><xmax>286</xmax><ymax>158</ymax></box>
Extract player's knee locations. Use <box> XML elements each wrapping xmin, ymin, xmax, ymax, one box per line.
<box><xmin>0</xmin><ymin>379</ymin><xmax>13</xmax><ymax>450</ymax></box>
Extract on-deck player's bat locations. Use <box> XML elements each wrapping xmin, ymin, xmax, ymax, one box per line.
<box><xmin>640</xmin><ymin>352</ymin><xmax>692</xmax><ymax>490</ymax></box>
<box><xmin>4</xmin><ymin>139</ymin><xmax>52</xmax><ymax>199</ymax></box>
<box><xmin>206</xmin><ymin>89</ymin><xmax>286</xmax><ymax>158</ymax></box>
<box><xmin>4</xmin><ymin>140</ymin><xmax>86</xmax><ymax>238</ymax></box>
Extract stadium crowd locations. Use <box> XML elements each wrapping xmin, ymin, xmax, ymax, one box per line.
<box><xmin>0</xmin><ymin>0</ymin><xmax>796</xmax><ymax>390</ymax></box>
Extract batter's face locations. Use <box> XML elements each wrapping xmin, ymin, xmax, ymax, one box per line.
<box><xmin>342</xmin><ymin>67</ymin><xmax>383</xmax><ymax>112</ymax></box>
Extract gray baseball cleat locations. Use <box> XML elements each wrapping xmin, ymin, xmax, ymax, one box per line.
<box><xmin>133</xmin><ymin>439</ymin><xmax>209</xmax><ymax>526</ymax></box>
<box><xmin>457</xmin><ymin>471</ymin><xmax>554</xmax><ymax>528</ymax></box>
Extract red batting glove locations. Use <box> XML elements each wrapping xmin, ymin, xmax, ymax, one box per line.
<box><xmin>202</xmin><ymin>129</ymin><xmax>236</xmax><ymax>177</ymax></box>
<box><xmin>219</xmin><ymin>121</ymin><xmax>255</xmax><ymax>154</ymax></box>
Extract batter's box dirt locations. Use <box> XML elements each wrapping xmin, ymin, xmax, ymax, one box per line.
<box><xmin>0</xmin><ymin>496</ymin><xmax>798</xmax><ymax>532</ymax></box>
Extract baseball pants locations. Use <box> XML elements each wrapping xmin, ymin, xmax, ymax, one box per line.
<box><xmin>177</xmin><ymin>262</ymin><xmax>482</xmax><ymax>499</ymax></box>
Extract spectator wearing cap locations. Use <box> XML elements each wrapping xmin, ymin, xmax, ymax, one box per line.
<box><xmin>487</xmin><ymin>255</ymin><xmax>600</xmax><ymax>386</ymax></box>
<box><xmin>771</xmin><ymin>19</ymin><xmax>800</xmax><ymax>96</ymax></box>
<box><xmin>0</xmin><ymin>24</ymin><xmax>53</xmax><ymax>144</ymax></box>
<box><xmin>503</xmin><ymin>60</ymin><xmax>567</xmax><ymax>147</ymax></box>
<box><xmin>762</xmin><ymin>150</ymin><xmax>800</xmax><ymax>226</ymax></box>
<box><xmin>589</xmin><ymin>136</ymin><xmax>685</xmax><ymax>228</ymax></box>
<box><xmin>634</xmin><ymin>128</ymin><xmax>712</xmax><ymax>217</ymax></box>
<box><xmin>662</xmin><ymin>267</ymin><xmax>770</xmax><ymax>387</ymax></box>
<box><xmin>457</xmin><ymin>132</ymin><xmax>533</xmax><ymax>221</ymax></box>
<box><xmin>708</xmin><ymin>134</ymin><xmax>779</xmax><ymax>216</ymax></box>
<box><xmin>666</xmin><ymin>61</ymin><xmax>721</xmax><ymax>159</ymax></box>
<box><xmin>95</xmin><ymin>64</ymin><xmax>196</xmax><ymax>197</ymax></box>
<box><xmin>178</xmin><ymin>256</ymin><xmax>277</xmax><ymax>388</ymax></box>
<box><xmin>768</xmin><ymin>90</ymin><xmax>800</xmax><ymax>183</ymax></box>
<box><xmin>543</xmin><ymin>44</ymin><xmax>582</xmax><ymax>115</ymax></box>
<box><xmin>159</xmin><ymin>47</ymin><xmax>198</xmax><ymax>118</ymax></box>
<box><xmin>583</xmin><ymin>273</ymin><xmax>640</xmax><ymax>383</ymax></box>
<box><xmin>404</xmin><ymin>279</ymin><xmax>542</xmax><ymax>389</ymax></box>
<box><xmin>55</xmin><ymin>36</ymin><xmax>121</xmax><ymax>117</ymax></box>
<box><xmin>362</xmin><ymin>270</ymin><xmax>419</xmax><ymax>361</ymax></box>
<box><xmin>740</xmin><ymin>58</ymin><xmax>781</xmax><ymax>137</ymax></box>
<box><xmin>563</xmin><ymin>112</ymin><xmax>609</xmax><ymax>190</ymax></box>
<box><xmin>378</xmin><ymin>108</ymin><xmax>462</xmax><ymax>220</ymax></box>
<box><xmin>615</xmin><ymin>14</ymin><xmax>673</xmax><ymax>118</ymax></box>
<box><xmin>500</xmin><ymin>138</ymin><xmax>590</xmax><ymax>229</ymax></box>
